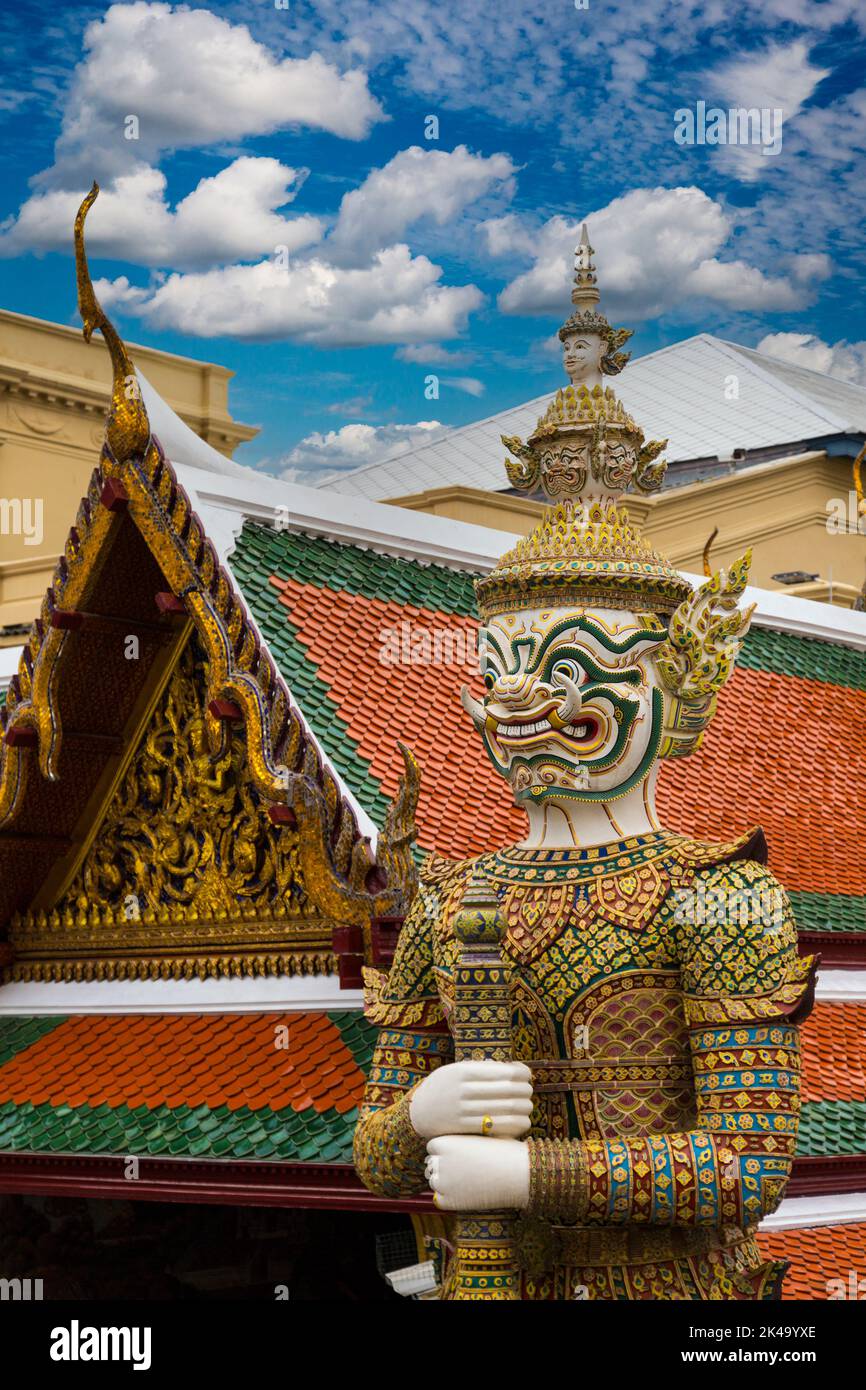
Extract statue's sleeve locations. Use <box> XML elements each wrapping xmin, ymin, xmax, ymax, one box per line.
<box><xmin>353</xmin><ymin>876</ymin><xmax>454</xmax><ymax>1198</ymax></box>
<box><xmin>526</xmin><ymin>861</ymin><xmax>817</xmax><ymax>1227</ymax></box>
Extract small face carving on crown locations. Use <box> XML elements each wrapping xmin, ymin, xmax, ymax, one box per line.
<box><xmin>562</xmin><ymin>330</ymin><xmax>606</xmax><ymax>388</ymax></box>
<box><xmin>463</xmin><ymin>606</ymin><xmax>666</xmax><ymax>804</ymax></box>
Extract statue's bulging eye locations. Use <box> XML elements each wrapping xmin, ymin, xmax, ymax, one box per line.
<box><xmin>484</xmin><ymin>672</ymin><xmax>495</xmax><ymax>691</ymax></box>
<box><xmin>551</xmin><ymin>659</ymin><xmax>582</xmax><ymax>686</ymax></box>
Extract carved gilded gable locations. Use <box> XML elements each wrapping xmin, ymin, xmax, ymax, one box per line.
<box><xmin>7</xmin><ymin>636</ymin><xmax>336</xmax><ymax>982</ymax></box>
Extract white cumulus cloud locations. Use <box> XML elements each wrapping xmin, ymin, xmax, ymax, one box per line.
<box><xmin>275</xmin><ymin>420</ymin><xmax>447</xmax><ymax>481</ymax></box>
<box><xmin>488</xmin><ymin>187</ymin><xmax>825</xmax><ymax>320</ymax></box>
<box><xmin>0</xmin><ymin>159</ymin><xmax>323</xmax><ymax>269</ymax></box>
<box><xmin>756</xmin><ymin>332</ymin><xmax>866</xmax><ymax>386</ymax></box>
<box><xmin>97</xmin><ymin>243</ymin><xmax>483</xmax><ymax>345</ymax></box>
<box><xmin>40</xmin><ymin>1</ymin><xmax>384</xmax><ymax>188</ymax></box>
<box><xmin>328</xmin><ymin>144</ymin><xmax>516</xmax><ymax>261</ymax></box>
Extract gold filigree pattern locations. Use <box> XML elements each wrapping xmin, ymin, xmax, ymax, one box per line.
<box><xmin>0</xmin><ymin>186</ymin><xmax>418</xmax><ymax>955</ymax></box>
<box><xmin>657</xmin><ymin>551</ymin><xmax>756</xmax><ymax>759</ymax></box>
<box><xmin>475</xmin><ymin>499</ymin><xmax>692</xmax><ymax>619</ymax></box>
<box><xmin>6</xmin><ymin>638</ymin><xmax>338</xmax><ymax>982</ymax></box>
<box><xmin>59</xmin><ymin>639</ymin><xmax>307</xmax><ymax>914</ymax></box>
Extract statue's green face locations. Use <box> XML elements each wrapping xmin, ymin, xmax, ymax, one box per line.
<box><xmin>475</xmin><ymin>607</ymin><xmax>666</xmax><ymax>804</ymax></box>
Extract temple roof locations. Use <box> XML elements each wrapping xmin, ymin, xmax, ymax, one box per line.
<box><xmin>0</xmin><ymin>375</ymin><xmax>862</xmax><ymax>1291</ymax></box>
<box><xmin>215</xmin><ymin>498</ymin><xmax>866</xmax><ymax>945</ymax></box>
<box><xmin>315</xmin><ymin>334</ymin><xmax>866</xmax><ymax>500</ymax></box>
<box><xmin>0</xmin><ymin>1011</ymin><xmax>372</xmax><ymax>1163</ymax></box>
<box><xmin>0</xmin><ymin>999</ymin><xmax>861</xmax><ymax>1180</ymax></box>
<box><xmin>757</xmin><ymin>1221</ymin><xmax>866</xmax><ymax>1299</ymax></box>
<box><xmin>2</xmin><ymin>453</ymin><xmax>864</xmax><ymax>995</ymax></box>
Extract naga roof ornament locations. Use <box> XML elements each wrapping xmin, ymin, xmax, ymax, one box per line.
<box><xmin>0</xmin><ymin>186</ymin><xmax>422</xmax><ymax>982</ymax></box>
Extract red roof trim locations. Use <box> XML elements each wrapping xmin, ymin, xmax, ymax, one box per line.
<box><xmin>786</xmin><ymin>1154</ymin><xmax>866</xmax><ymax>1197</ymax></box>
<box><xmin>0</xmin><ymin>1152</ymin><xmax>862</xmax><ymax>1209</ymax></box>
<box><xmin>0</xmin><ymin>1151</ymin><xmax>429</xmax><ymax>1212</ymax></box>
<box><xmin>798</xmin><ymin>934</ymin><xmax>866</xmax><ymax>968</ymax></box>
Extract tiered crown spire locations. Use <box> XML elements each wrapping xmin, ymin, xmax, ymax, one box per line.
<box><xmin>571</xmin><ymin>223</ymin><xmax>600</xmax><ymax>308</ymax></box>
<box><xmin>475</xmin><ymin>225</ymin><xmax>689</xmax><ymax>619</ymax></box>
<box><xmin>557</xmin><ymin>224</ymin><xmax>633</xmax><ymax>376</ymax></box>
<box><xmin>474</xmin><ymin>223</ymin><xmax>755</xmax><ymax>759</ymax></box>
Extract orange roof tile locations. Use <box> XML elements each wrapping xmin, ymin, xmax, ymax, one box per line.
<box><xmin>277</xmin><ymin>580</ymin><xmax>524</xmax><ymax>856</ymax></box>
<box><xmin>658</xmin><ymin>666</ymin><xmax>866</xmax><ymax>895</ymax></box>
<box><xmin>0</xmin><ymin>1014</ymin><xmax>366</xmax><ymax>1116</ymax></box>
<box><xmin>801</xmin><ymin>1002</ymin><xmax>866</xmax><ymax>1104</ymax></box>
<box><xmin>280</xmin><ymin>578</ymin><xmax>866</xmax><ymax>890</ymax></box>
<box><xmin>757</xmin><ymin>1223</ymin><xmax>866</xmax><ymax>1299</ymax></box>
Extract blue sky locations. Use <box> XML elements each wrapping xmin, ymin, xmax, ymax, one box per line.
<box><xmin>1</xmin><ymin>0</ymin><xmax>865</xmax><ymax>480</ymax></box>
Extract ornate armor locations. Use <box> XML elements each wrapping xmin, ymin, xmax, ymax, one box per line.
<box><xmin>355</xmin><ymin>832</ymin><xmax>815</xmax><ymax>1299</ymax></box>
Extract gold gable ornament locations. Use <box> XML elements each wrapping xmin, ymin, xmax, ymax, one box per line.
<box><xmin>0</xmin><ymin>187</ymin><xmax>421</xmax><ymax>983</ymax></box>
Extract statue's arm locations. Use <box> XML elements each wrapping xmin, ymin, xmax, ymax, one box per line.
<box><xmin>353</xmin><ymin>882</ymin><xmax>454</xmax><ymax>1198</ymax></box>
<box><xmin>353</xmin><ymin>1021</ymin><xmax>453</xmax><ymax>1197</ymax></box>
<box><xmin>525</xmin><ymin>864</ymin><xmax>817</xmax><ymax>1227</ymax></box>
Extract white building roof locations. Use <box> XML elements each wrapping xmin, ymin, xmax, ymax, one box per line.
<box><xmin>318</xmin><ymin>334</ymin><xmax>866</xmax><ymax>501</ymax></box>
<box><xmin>137</xmin><ymin>369</ymin><xmax>257</xmax><ymax>479</ymax></box>
<box><xmin>176</xmin><ymin>463</ymin><xmax>866</xmax><ymax>654</ymax></box>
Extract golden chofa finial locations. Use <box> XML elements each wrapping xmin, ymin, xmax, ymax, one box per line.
<box><xmin>75</xmin><ymin>182</ymin><xmax>151</xmax><ymax>465</ymax></box>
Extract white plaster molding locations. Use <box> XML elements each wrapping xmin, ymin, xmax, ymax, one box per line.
<box><xmin>760</xmin><ymin>1192</ymin><xmax>866</xmax><ymax>1232</ymax></box>
<box><xmin>173</xmin><ymin>463</ymin><xmax>518</xmax><ymax>574</ymax></box>
<box><xmin>816</xmin><ymin>969</ymin><xmax>866</xmax><ymax>1002</ymax></box>
<box><xmin>0</xmin><ymin>644</ymin><xmax>23</xmax><ymax>693</ymax></box>
<box><xmin>0</xmin><ymin>973</ymin><xmax>363</xmax><ymax>1015</ymax></box>
<box><xmin>138</xmin><ymin>370</ymin><xmax>253</xmax><ymax>479</ymax></box>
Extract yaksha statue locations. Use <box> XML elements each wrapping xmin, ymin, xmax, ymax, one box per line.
<box><xmin>354</xmin><ymin>226</ymin><xmax>816</xmax><ymax>1301</ymax></box>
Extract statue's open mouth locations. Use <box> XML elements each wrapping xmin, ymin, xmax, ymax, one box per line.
<box><xmin>492</xmin><ymin>709</ymin><xmax>602</xmax><ymax>749</ymax></box>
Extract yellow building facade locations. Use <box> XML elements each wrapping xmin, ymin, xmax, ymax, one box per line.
<box><xmin>391</xmin><ymin>448</ymin><xmax>866</xmax><ymax>607</ymax></box>
<box><xmin>0</xmin><ymin>308</ymin><xmax>257</xmax><ymax>638</ymax></box>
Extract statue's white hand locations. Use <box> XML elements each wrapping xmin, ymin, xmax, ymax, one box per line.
<box><xmin>409</xmin><ymin>1060</ymin><xmax>533</xmax><ymax>1140</ymax></box>
<box><xmin>425</xmin><ymin>1135</ymin><xmax>530</xmax><ymax>1211</ymax></box>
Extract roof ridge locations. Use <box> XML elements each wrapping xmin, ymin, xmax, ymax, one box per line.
<box><xmin>317</xmin><ymin>336</ymin><xmax>722</xmax><ymax>487</ymax></box>
<box><xmin>728</xmin><ymin>337</ymin><xmax>866</xmax><ymax>398</ymax></box>
<box><xmin>710</xmin><ymin>339</ymin><xmax>854</xmax><ymax>432</ymax></box>
<box><xmin>315</xmin><ymin>389</ymin><xmax>556</xmax><ymax>486</ymax></box>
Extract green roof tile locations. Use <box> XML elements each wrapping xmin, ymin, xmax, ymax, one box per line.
<box><xmin>789</xmin><ymin>891</ymin><xmax>866</xmax><ymax>934</ymax></box>
<box><xmin>233</xmin><ymin>525</ymin><xmax>479</xmax><ymax>617</ymax></box>
<box><xmin>797</xmin><ymin>1101</ymin><xmax>866</xmax><ymax>1157</ymax></box>
<box><xmin>0</xmin><ymin>1015</ymin><xmax>65</xmax><ymax>1065</ymax></box>
<box><xmin>1</xmin><ymin>1004</ymin><xmax>858</xmax><ymax>1168</ymax></box>
<box><xmin>739</xmin><ymin>627</ymin><xmax>866</xmax><ymax>691</ymax></box>
<box><xmin>331</xmin><ymin>1010</ymin><xmax>378</xmax><ymax>1071</ymax></box>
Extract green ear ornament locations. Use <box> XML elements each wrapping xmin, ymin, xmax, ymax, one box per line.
<box><xmin>656</xmin><ymin>550</ymin><xmax>755</xmax><ymax>759</ymax></box>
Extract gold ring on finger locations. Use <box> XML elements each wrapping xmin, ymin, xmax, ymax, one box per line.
<box><xmin>481</xmin><ymin>1115</ymin><xmax>494</xmax><ymax>1136</ymax></box>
